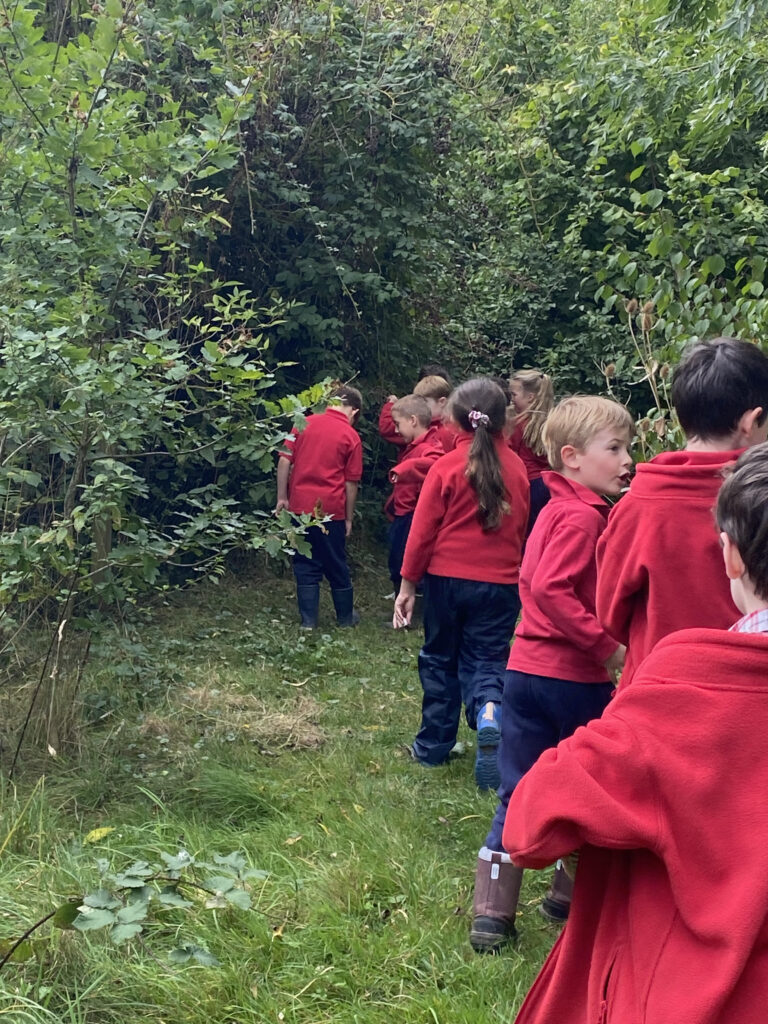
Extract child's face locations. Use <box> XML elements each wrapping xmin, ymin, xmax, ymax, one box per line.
<box><xmin>510</xmin><ymin>381</ymin><xmax>534</xmax><ymax>415</ymax></box>
<box><xmin>392</xmin><ymin>413</ymin><xmax>420</xmax><ymax>443</ymax></box>
<box><xmin>565</xmin><ymin>427</ymin><xmax>633</xmax><ymax>496</ymax></box>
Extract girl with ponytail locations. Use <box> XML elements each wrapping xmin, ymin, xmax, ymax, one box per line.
<box><xmin>394</xmin><ymin>378</ymin><xmax>530</xmax><ymax>790</ymax></box>
<box><xmin>509</xmin><ymin>369</ymin><xmax>555</xmax><ymax>535</ymax></box>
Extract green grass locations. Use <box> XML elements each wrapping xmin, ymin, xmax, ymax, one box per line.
<box><xmin>0</xmin><ymin>554</ymin><xmax>560</xmax><ymax>1023</ymax></box>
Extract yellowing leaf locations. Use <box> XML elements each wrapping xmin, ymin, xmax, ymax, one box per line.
<box><xmin>84</xmin><ymin>827</ymin><xmax>115</xmax><ymax>845</ymax></box>
<box><xmin>284</xmin><ymin>834</ymin><xmax>303</xmax><ymax>846</ymax></box>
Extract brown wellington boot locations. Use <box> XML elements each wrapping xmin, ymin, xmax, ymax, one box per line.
<box><xmin>469</xmin><ymin>847</ymin><xmax>523</xmax><ymax>954</ymax></box>
<box><xmin>539</xmin><ymin>860</ymin><xmax>574</xmax><ymax>923</ymax></box>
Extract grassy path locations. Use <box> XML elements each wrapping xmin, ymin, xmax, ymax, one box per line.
<box><xmin>0</xmin><ymin>559</ymin><xmax>559</xmax><ymax>1023</ymax></box>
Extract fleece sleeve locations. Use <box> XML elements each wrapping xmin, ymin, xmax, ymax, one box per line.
<box><xmin>389</xmin><ymin>450</ymin><xmax>443</xmax><ymax>484</ymax></box>
<box><xmin>344</xmin><ymin>435</ymin><xmax>363</xmax><ymax>482</ymax></box>
<box><xmin>596</xmin><ymin>504</ymin><xmax>647</xmax><ymax>646</ymax></box>
<box><xmin>530</xmin><ymin>521</ymin><xmax>618</xmax><ymax>663</ymax></box>
<box><xmin>399</xmin><ymin>465</ymin><xmax>447</xmax><ymax>582</ymax></box>
<box><xmin>503</xmin><ymin>701</ymin><xmax>659</xmax><ymax>867</ymax></box>
<box><xmin>378</xmin><ymin>402</ymin><xmax>406</xmax><ymax>447</ymax></box>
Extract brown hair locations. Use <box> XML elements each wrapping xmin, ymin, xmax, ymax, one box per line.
<box><xmin>330</xmin><ymin>385</ymin><xmax>363</xmax><ymax>411</ymax></box>
<box><xmin>414</xmin><ymin>375</ymin><xmax>452</xmax><ymax>402</ymax></box>
<box><xmin>716</xmin><ymin>442</ymin><xmax>768</xmax><ymax>601</ymax></box>
<box><xmin>543</xmin><ymin>397</ymin><xmax>634</xmax><ymax>471</ymax></box>
<box><xmin>511</xmin><ymin>369</ymin><xmax>555</xmax><ymax>456</ymax></box>
<box><xmin>449</xmin><ymin>378</ymin><xmax>510</xmax><ymax>531</ymax></box>
<box><xmin>391</xmin><ymin>394</ymin><xmax>432</xmax><ymax>428</ymax></box>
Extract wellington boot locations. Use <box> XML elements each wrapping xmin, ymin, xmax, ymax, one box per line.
<box><xmin>296</xmin><ymin>585</ymin><xmax>320</xmax><ymax>629</ymax></box>
<box><xmin>331</xmin><ymin>587</ymin><xmax>360</xmax><ymax>627</ymax></box>
<box><xmin>539</xmin><ymin>860</ymin><xmax>573</xmax><ymax>923</ymax></box>
<box><xmin>469</xmin><ymin>847</ymin><xmax>523</xmax><ymax>954</ymax></box>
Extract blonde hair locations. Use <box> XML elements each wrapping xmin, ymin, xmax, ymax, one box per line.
<box><xmin>391</xmin><ymin>394</ymin><xmax>431</xmax><ymax>428</ymax></box>
<box><xmin>543</xmin><ymin>396</ymin><xmax>634</xmax><ymax>471</ymax></box>
<box><xmin>511</xmin><ymin>370</ymin><xmax>554</xmax><ymax>456</ymax></box>
<box><xmin>414</xmin><ymin>375</ymin><xmax>452</xmax><ymax>402</ymax></box>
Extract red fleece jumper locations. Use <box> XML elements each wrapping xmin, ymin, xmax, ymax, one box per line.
<box><xmin>385</xmin><ymin>427</ymin><xmax>444</xmax><ymax>518</ymax></box>
<box><xmin>281</xmin><ymin>408</ymin><xmax>362</xmax><ymax>520</ymax></box>
<box><xmin>596</xmin><ymin>449</ymin><xmax>741</xmax><ymax>686</ymax></box>
<box><xmin>503</xmin><ymin>627</ymin><xmax>768</xmax><ymax>1024</ymax></box>
<box><xmin>509</xmin><ymin>420</ymin><xmax>550</xmax><ymax>481</ymax></box>
<box><xmin>400</xmin><ymin>433</ymin><xmax>528</xmax><ymax>585</ymax></box>
<box><xmin>509</xmin><ymin>472</ymin><xmax>616</xmax><ymax>683</ymax></box>
<box><xmin>378</xmin><ymin>401</ymin><xmax>457</xmax><ymax>453</ymax></box>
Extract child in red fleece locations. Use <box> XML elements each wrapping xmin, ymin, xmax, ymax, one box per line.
<box><xmin>385</xmin><ymin>395</ymin><xmax>445</xmax><ymax>596</ymax></box>
<box><xmin>508</xmin><ymin>369</ymin><xmax>555</xmax><ymax>535</ymax></box>
<box><xmin>597</xmin><ymin>336</ymin><xmax>768</xmax><ymax>686</ymax></box>
<box><xmin>379</xmin><ymin>373</ymin><xmax>456</xmax><ymax>453</ymax></box>
<box><xmin>393</xmin><ymin>378</ymin><xmax>529</xmax><ymax>790</ymax></box>
<box><xmin>503</xmin><ymin>442</ymin><xmax>768</xmax><ymax>1024</ymax></box>
<box><xmin>470</xmin><ymin>396</ymin><xmax>633</xmax><ymax>954</ymax></box>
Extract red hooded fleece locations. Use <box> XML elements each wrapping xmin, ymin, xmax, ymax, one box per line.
<box><xmin>596</xmin><ymin>449</ymin><xmax>741</xmax><ymax>685</ymax></box>
<box><xmin>503</xmin><ymin>626</ymin><xmax>768</xmax><ymax>1024</ymax></box>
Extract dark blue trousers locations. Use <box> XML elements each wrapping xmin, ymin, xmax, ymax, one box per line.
<box><xmin>527</xmin><ymin>477</ymin><xmax>550</xmax><ymax>537</ymax></box>
<box><xmin>292</xmin><ymin>521</ymin><xmax>351</xmax><ymax>589</ymax></box>
<box><xmin>388</xmin><ymin>513</ymin><xmax>413</xmax><ymax>591</ymax></box>
<box><xmin>485</xmin><ymin>669</ymin><xmax>613</xmax><ymax>850</ymax></box>
<box><xmin>412</xmin><ymin>574</ymin><xmax>521</xmax><ymax>766</ymax></box>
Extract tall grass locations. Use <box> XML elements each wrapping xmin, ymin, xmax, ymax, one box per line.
<box><xmin>0</xmin><ymin>557</ymin><xmax>560</xmax><ymax>1022</ymax></box>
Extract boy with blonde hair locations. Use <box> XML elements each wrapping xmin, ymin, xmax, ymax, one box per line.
<box><xmin>470</xmin><ymin>396</ymin><xmax>633</xmax><ymax>953</ymax></box>
<box><xmin>503</xmin><ymin>443</ymin><xmax>768</xmax><ymax>1024</ymax></box>
<box><xmin>386</xmin><ymin>395</ymin><xmax>445</xmax><ymax>595</ymax></box>
<box><xmin>380</xmin><ymin>375</ymin><xmax>456</xmax><ymax>452</ymax></box>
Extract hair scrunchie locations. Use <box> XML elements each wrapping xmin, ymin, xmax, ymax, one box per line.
<box><xmin>468</xmin><ymin>409</ymin><xmax>491</xmax><ymax>429</ymax></box>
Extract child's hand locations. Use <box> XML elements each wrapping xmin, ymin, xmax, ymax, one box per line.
<box><xmin>604</xmin><ymin>644</ymin><xmax>626</xmax><ymax>675</ymax></box>
<box><xmin>393</xmin><ymin>580</ymin><xmax>416</xmax><ymax>628</ymax></box>
<box><xmin>387</xmin><ymin>394</ymin><xmax>398</xmax><ymax>403</ymax></box>
<box><xmin>274</xmin><ymin>498</ymin><xmax>289</xmax><ymax>514</ymax></box>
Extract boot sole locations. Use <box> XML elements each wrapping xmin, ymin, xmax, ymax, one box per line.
<box><xmin>469</xmin><ymin>924</ymin><xmax>516</xmax><ymax>954</ymax></box>
<box><xmin>538</xmin><ymin>899</ymin><xmax>570</xmax><ymax>923</ymax></box>
<box><xmin>474</xmin><ymin>745</ymin><xmax>501</xmax><ymax>790</ymax></box>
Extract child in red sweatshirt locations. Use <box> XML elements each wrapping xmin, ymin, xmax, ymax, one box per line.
<box><xmin>393</xmin><ymin>378</ymin><xmax>529</xmax><ymax>790</ymax></box>
<box><xmin>470</xmin><ymin>396</ymin><xmax>633</xmax><ymax>954</ymax></box>
<box><xmin>508</xmin><ymin>369</ymin><xmax>555</xmax><ymax>535</ymax></box>
<box><xmin>385</xmin><ymin>395</ymin><xmax>445</xmax><ymax>596</ymax></box>
<box><xmin>503</xmin><ymin>442</ymin><xmax>768</xmax><ymax>1024</ymax></box>
<box><xmin>379</xmin><ymin>374</ymin><xmax>457</xmax><ymax>453</ymax></box>
<box><xmin>597</xmin><ymin>336</ymin><xmax>768</xmax><ymax>686</ymax></box>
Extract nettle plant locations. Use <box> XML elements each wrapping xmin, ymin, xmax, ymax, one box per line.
<box><xmin>0</xmin><ymin>845</ymin><xmax>264</xmax><ymax>970</ymax></box>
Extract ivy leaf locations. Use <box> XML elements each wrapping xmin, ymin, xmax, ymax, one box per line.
<box><xmin>83</xmin><ymin>889</ymin><xmax>122</xmax><ymax>910</ymax></box>
<box><xmin>117</xmin><ymin>901</ymin><xmax>149</xmax><ymax>924</ymax></box>
<box><xmin>157</xmin><ymin>887</ymin><xmax>193</xmax><ymax>909</ymax></box>
<box><xmin>203</xmin><ymin>876</ymin><xmax>236</xmax><ymax>894</ymax></box>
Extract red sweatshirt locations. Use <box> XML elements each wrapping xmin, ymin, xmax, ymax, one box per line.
<box><xmin>503</xmin><ymin>627</ymin><xmax>768</xmax><ymax>1024</ymax></box>
<box><xmin>596</xmin><ymin>449</ymin><xmax>741</xmax><ymax>686</ymax></box>
<box><xmin>400</xmin><ymin>433</ymin><xmax>528</xmax><ymax>585</ymax></box>
<box><xmin>508</xmin><ymin>472</ymin><xmax>617</xmax><ymax>683</ymax></box>
<box><xmin>378</xmin><ymin>401</ymin><xmax>457</xmax><ymax>453</ymax></box>
<box><xmin>509</xmin><ymin>420</ymin><xmax>550</xmax><ymax>481</ymax></box>
<box><xmin>281</xmin><ymin>408</ymin><xmax>362</xmax><ymax>520</ymax></box>
<box><xmin>385</xmin><ymin>427</ymin><xmax>444</xmax><ymax>517</ymax></box>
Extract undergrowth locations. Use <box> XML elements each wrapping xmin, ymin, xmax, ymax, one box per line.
<box><xmin>0</xmin><ymin>550</ymin><xmax>560</xmax><ymax>1023</ymax></box>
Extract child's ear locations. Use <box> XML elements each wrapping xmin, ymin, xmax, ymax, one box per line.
<box><xmin>721</xmin><ymin>532</ymin><xmax>746</xmax><ymax>581</ymax></box>
<box><xmin>436</xmin><ymin>396</ymin><xmax>448</xmax><ymax>409</ymax></box>
<box><xmin>736</xmin><ymin>406</ymin><xmax>766</xmax><ymax>445</ymax></box>
<box><xmin>560</xmin><ymin>444</ymin><xmax>581</xmax><ymax>470</ymax></box>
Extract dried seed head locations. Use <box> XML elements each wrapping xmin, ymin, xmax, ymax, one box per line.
<box><xmin>642</xmin><ymin>300</ymin><xmax>655</xmax><ymax>313</ymax></box>
<box><xmin>604</xmin><ymin>362</ymin><xmax>616</xmax><ymax>378</ymax></box>
<box><xmin>639</xmin><ymin>417</ymin><xmax>652</xmax><ymax>432</ymax></box>
<box><xmin>625</xmin><ymin>298</ymin><xmax>639</xmax><ymax>314</ymax></box>
<box><xmin>641</xmin><ymin>311</ymin><xmax>654</xmax><ymax>332</ymax></box>
<box><xmin>659</xmin><ymin>363</ymin><xmax>670</xmax><ymax>380</ymax></box>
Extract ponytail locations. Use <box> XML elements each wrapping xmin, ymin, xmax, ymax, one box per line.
<box><xmin>450</xmin><ymin>378</ymin><xmax>510</xmax><ymax>532</ymax></box>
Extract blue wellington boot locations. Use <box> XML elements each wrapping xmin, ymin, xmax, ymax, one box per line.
<box><xmin>475</xmin><ymin>701</ymin><xmax>502</xmax><ymax>790</ymax></box>
<box><xmin>331</xmin><ymin>587</ymin><xmax>360</xmax><ymax>627</ymax></box>
<box><xmin>296</xmin><ymin>585</ymin><xmax>320</xmax><ymax>629</ymax></box>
